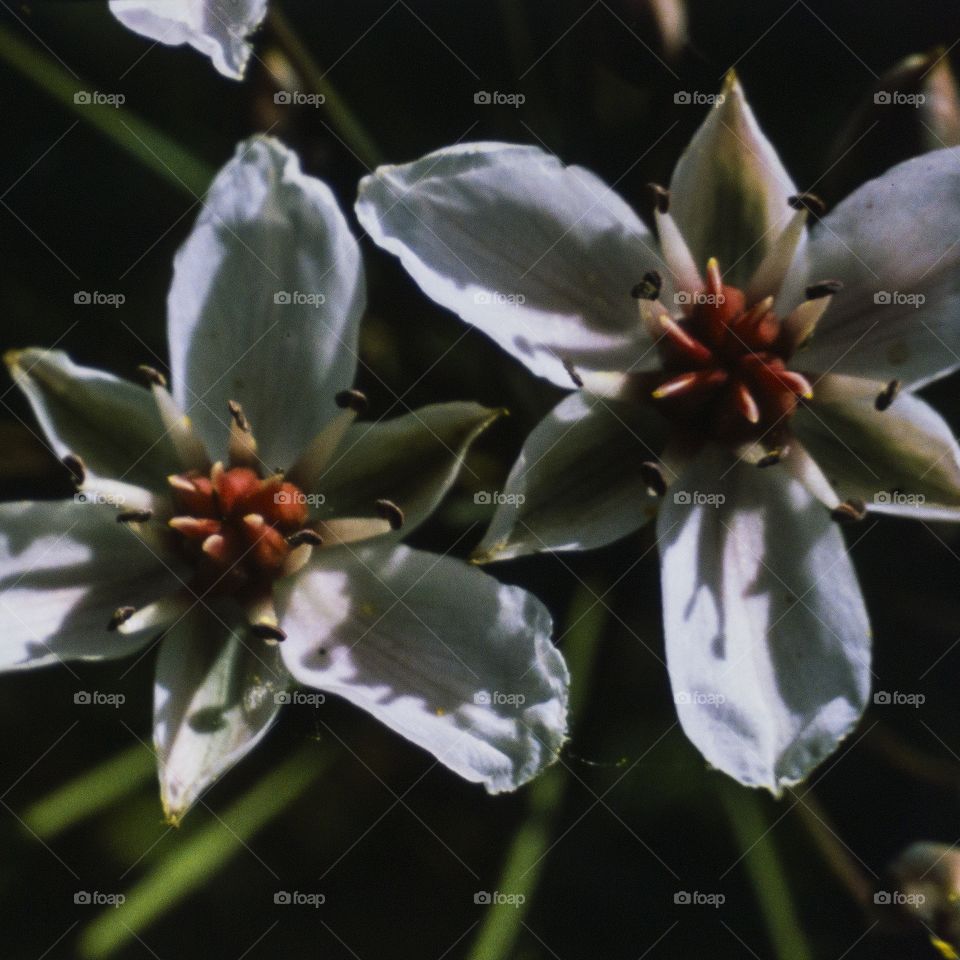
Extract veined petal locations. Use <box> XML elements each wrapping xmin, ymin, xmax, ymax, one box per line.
<box><xmin>168</xmin><ymin>136</ymin><xmax>365</xmax><ymax>470</ymax></box>
<box><xmin>108</xmin><ymin>0</ymin><xmax>267</xmax><ymax>80</ymax></box>
<box><xmin>473</xmin><ymin>391</ymin><xmax>666</xmax><ymax>563</ymax></box>
<box><xmin>305</xmin><ymin>402</ymin><xmax>501</xmax><ymax>535</ymax></box>
<box><xmin>794</xmin><ymin>373</ymin><xmax>960</xmax><ymax>520</ymax></box>
<box><xmin>669</xmin><ymin>73</ymin><xmax>798</xmax><ymax>288</ymax></box>
<box><xmin>5</xmin><ymin>348</ymin><xmax>175</xmax><ymax>490</ymax></box>
<box><xmin>802</xmin><ymin>149</ymin><xmax>960</xmax><ymax>388</ymax></box>
<box><xmin>356</xmin><ymin>142</ymin><xmax>664</xmax><ymax>388</ymax></box>
<box><xmin>278</xmin><ymin>545</ymin><xmax>569</xmax><ymax>792</ymax></box>
<box><xmin>658</xmin><ymin>445</ymin><xmax>871</xmax><ymax>793</ymax></box>
<box><xmin>154</xmin><ymin>606</ymin><xmax>285</xmax><ymax>824</ymax></box>
<box><xmin>0</xmin><ymin>500</ymin><xmax>180</xmax><ymax>671</ymax></box>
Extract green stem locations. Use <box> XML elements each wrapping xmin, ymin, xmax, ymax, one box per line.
<box><xmin>0</xmin><ymin>22</ymin><xmax>213</xmax><ymax>196</ymax></box>
<box><xmin>78</xmin><ymin>745</ymin><xmax>329</xmax><ymax>959</ymax></box>
<box><xmin>267</xmin><ymin>6</ymin><xmax>384</xmax><ymax>169</ymax></box>
<box><xmin>24</xmin><ymin>744</ymin><xmax>155</xmax><ymax>839</ymax></box>
<box><xmin>719</xmin><ymin>782</ymin><xmax>814</xmax><ymax>960</ymax></box>
<box><xmin>466</xmin><ymin>581</ymin><xmax>606</xmax><ymax>960</ymax></box>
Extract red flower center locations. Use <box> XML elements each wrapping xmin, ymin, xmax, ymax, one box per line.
<box><xmin>648</xmin><ymin>267</ymin><xmax>812</xmax><ymax>447</ymax></box>
<box><xmin>168</xmin><ymin>465</ymin><xmax>309</xmax><ymax>594</ymax></box>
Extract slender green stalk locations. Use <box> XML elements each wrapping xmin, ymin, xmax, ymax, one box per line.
<box><xmin>719</xmin><ymin>782</ymin><xmax>814</xmax><ymax>960</ymax></box>
<box><xmin>268</xmin><ymin>5</ymin><xmax>384</xmax><ymax>169</ymax></box>
<box><xmin>466</xmin><ymin>581</ymin><xmax>606</xmax><ymax>960</ymax></box>
<box><xmin>0</xmin><ymin>23</ymin><xmax>213</xmax><ymax>195</ymax></box>
<box><xmin>24</xmin><ymin>744</ymin><xmax>155</xmax><ymax>839</ymax></box>
<box><xmin>78</xmin><ymin>745</ymin><xmax>328</xmax><ymax>959</ymax></box>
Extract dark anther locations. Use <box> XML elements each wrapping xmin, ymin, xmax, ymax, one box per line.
<box><xmin>562</xmin><ymin>359</ymin><xmax>584</xmax><ymax>388</ymax></box>
<box><xmin>227</xmin><ymin>399</ymin><xmax>250</xmax><ymax>431</ymax></box>
<box><xmin>287</xmin><ymin>529</ymin><xmax>324</xmax><ymax>547</ymax></box>
<box><xmin>252</xmin><ymin>622</ymin><xmax>287</xmax><ymax>642</ymax></box>
<box><xmin>830</xmin><ymin>499</ymin><xmax>867</xmax><ymax>524</ymax></box>
<box><xmin>874</xmin><ymin>380</ymin><xmax>901</xmax><ymax>412</ymax></box>
<box><xmin>788</xmin><ymin>193</ymin><xmax>827</xmax><ymax>217</ymax></box>
<box><xmin>137</xmin><ymin>365</ymin><xmax>168</xmax><ymax>388</ymax></box>
<box><xmin>116</xmin><ymin>510</ymin><xmax>154</xmax><ymax>524</ymax></box>
<box><xmin>62</xmin><ymin>454</ymin><xmax>86</xmax><ymax>486</ymax></box>
<box><xmin>335</xmin><ymin>389</ymin><xmax>369</xmax><ymax>413</ymax></box>
<box><xmin>647</xmin><ymin>183</ymin><xmax>670</xmax><ymax>214</ymax></box>
<box><xmin>805</xmin><ymin>280</ymin><xmax>843</xmax><ymax>300</ymax></box>
<box><xmin>107</xmin><ymin>606</ymin><xmax>136</xmax><ymax>631</ymax></box>
<box><xmin>375</xmin><ymin>499</ymin><xmax>405</xmax><ymax>530</ymax></box>
<box><xmin>631</xmin><ymin>270</ymin><xmax>663</xmax><ymax>301</ymax></box>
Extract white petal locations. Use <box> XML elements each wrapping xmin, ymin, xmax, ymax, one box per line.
<box><xmin>308</xmin><ymin>402</ymin><xmax>501</xmax><ymax>535</ymax></box>
<box><xmin>802</xmin><ymin>149</ymin><xmax>960</xmax><ymax>388</ymax></box>
<box><xmin>168</xmin><ymin>136</ymin><xmax>365</xmax><ymax>469</ymax></box>
<box><xmin>278</xmin><ymin>545</ymin><xmax>569</xmax><ymax>792</ymax></box>
<box><xmin>109</xmin><ymin>0</ymin><xmax>267</xmax><ymax>80</ymax></box>
<box><xmin>794</xmin><ymin>373</ymin><xmax>960</xmax><ymax>520</ymax></box>
<box><xmin>474</xmin><ymin>391</ymin><xmax>665</xmax><ymax>562</ymax></box>
<box><xmin>669</xmin><ymin>73</ymin><xmax>798</xmax><ymax>288</ymax></box>
<box><xmin>0</xmin><ymin>500</ymin><xmax>179</xmax><ymax>671</ymax></box>
<box><xmin>5</xmin><ymin>348</ymin><xmax>174</xmax><ymax>489</ymax></box>
<box><xmin>154</xmin><ymin>607</ymin><xmax>285</xmax><ymax>823</ymax></box>
<box><xmin>658</xmin><ymin>445</ymin><xmax>871</xmax><ymax>793</ymax></box>
<box><xmin>356</xmin><ymin>142</ymin><xmax>663</xmax><ymax>388</ymax></box>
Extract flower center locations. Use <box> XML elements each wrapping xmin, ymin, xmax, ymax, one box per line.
<box><xmin>168</xmin><ymin>464</ymin><xmax>310</xmax><ymax>595</ymax></box>
<box><xmin>647</xmin><ymin>259</ymin><xmax>812</xmax><ymax>447</ymax></box>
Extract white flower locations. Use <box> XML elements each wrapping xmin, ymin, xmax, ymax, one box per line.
<box><xmin>109</xmin><ymin>0</ymin><xmax>268</xmax><ymax>80</ymax></box>
<box><xmin>355</xmin><ymin>72</ymin><xmax>960</xmax><ymax>793</ymax></box>
<box><xmin>2</xmin><ymin>136</ymin><xmax>568</xmax><ymax>823</ymax></box>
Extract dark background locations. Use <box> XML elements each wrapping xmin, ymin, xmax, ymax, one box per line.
<box><xmin>2</xmin><ymin>0</ymin><xmax>960</xmax><ymax>957</ymax></box>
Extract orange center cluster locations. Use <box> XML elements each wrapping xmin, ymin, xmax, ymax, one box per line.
<box><xmin>168</xmin><ymin>466</ymin><xmax>310</xmax><ymax>593</ymax></box>
<box><xmin>649</xmin><ymin>284</ymin><xmax>812</xmax><ymax>444</ymax></box>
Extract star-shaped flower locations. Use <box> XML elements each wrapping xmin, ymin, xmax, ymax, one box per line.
<box><xmin>355</xmin><ymin>73</ymin><xmax>960</xmax><ymax>792</ymax></box>
<box><xmin>2</xmin><ymin>136</ymin><xmax>569</xmax><ymax>822</ymax></box>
